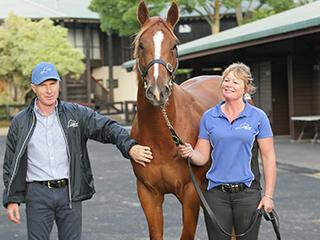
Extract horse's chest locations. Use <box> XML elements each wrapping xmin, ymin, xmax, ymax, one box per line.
<box><xmin>141</xmin><ymin>159</ymin><xmax>188</xmax><ymax>191</ymax></box>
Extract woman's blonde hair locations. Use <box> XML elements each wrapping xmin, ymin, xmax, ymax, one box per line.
<box><xmin>222</xmin><ymin>62</ymin><xmax>256</xmax><ymax>95</ymax></box>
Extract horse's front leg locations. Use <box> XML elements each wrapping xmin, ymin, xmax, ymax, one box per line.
<box><xmin>137</xmin><ymin>179</ymin><xmax>164</xmax><ymax>240</ymax></box>
<box><xmin>179</xmin><ymin>182</ymin><xmax>200</xmax><ymax>240</ymax></box>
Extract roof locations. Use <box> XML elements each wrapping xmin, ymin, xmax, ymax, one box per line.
<box><xmin>122</xmin><ymin>0</ymin><xmax>320</xmax><ymax>69</ymax></box>
<box><xmin>0</xmin><ymin>0</ymin><xmax>251</xmax><ymax>21</ymax></box>
<box><xmin>0</xmin><ymin>0</ymin><xmax>99</xmax><ymax>20</ymax></box>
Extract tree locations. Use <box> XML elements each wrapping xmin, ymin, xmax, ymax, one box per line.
<box><xmin>90</xmin><ymin>0</ymin><xmax>168</xmax><ymax>36</ymax></box>
<box><xmin>90</xmin><ymin>0</ymin><xmax>313</xmax><ymax>36</ymax></box>
<box><xmin>0</xmin><ymin>13</ymin><xmax>85</xmax><ymax>103</ymax></box>
<box><xmin>223</xmin><ymin>0</ymin><xmax>297</xmax><ymax>25</ymax></box>
<box><xmin>178</xmin><ymin>0</ymin><xmax>307</xmax><ymax>33</ymax></box>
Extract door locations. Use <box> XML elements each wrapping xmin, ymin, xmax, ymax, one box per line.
<box><xmin>271</xmin><ymin>62</ymin><xmax>289</xmax><ymax>135</ymax></box>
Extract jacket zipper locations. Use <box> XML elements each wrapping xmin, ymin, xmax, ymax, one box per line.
<box><xmin>7</xmin><ymin>113</ymin><xmax>35</xmax><ymax>197</ymax></box>
<box><xmin>56</xmin><ymin>109</ymin><xmax>72</xmax><ymax>208</ymax></box>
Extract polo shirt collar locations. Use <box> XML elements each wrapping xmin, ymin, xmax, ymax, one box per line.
<box><xmin>212</xmin><ymin>99</ymin><xmax>252</xmax><ymax>118</ymax></box>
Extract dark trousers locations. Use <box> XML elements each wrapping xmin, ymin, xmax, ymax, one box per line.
<box><xmin>25</xmin><ymin>182</ymin><xmax>82</xmax><ymax>240</ymax></box>
<box><xmin>203</xmin><ymin>187</ymin><xmax>261</xmax><ymax>240</ymax></box>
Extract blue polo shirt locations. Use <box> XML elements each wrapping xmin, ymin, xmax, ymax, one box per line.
<box><xmin>199</xmin><ymin>100</ymin><xmax>273</xmax><ymax>190</ymax></box>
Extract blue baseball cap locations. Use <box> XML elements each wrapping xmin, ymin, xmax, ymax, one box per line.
<box><xmin>31</xmin><ymin>62</ymin><xmax>61</xmax><ymax>85</ymax></box>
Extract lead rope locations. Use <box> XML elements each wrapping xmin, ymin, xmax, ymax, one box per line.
<box><xmin>160</xmin><ymin>105</ymin><xmax>281</xmax><ymax>240</ymax></box>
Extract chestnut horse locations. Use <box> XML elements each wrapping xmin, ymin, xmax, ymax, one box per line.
<box><xmin>130</xmin><ymin>1</ymin><xmax>224</xmax><ymax>239</ymax></box>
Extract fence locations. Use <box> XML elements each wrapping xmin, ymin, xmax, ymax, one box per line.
<box><xmin>0</xmin><ymin>104</ymin><xmax>26</xmax><ymax>120</ymax></box>
<box><xmin>97</xmin><ymin>101</ymin><xmax>136</xmax><ymax>124</ymax></box>
<box><xmin>0</xmin><ymin>101</ymin><xmax>137</xmax><ymax>124</ymax></box>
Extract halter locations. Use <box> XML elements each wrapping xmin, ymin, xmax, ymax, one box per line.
<box><xmin>137</xmin><ymin>56</ymin><xmax>179</xmax><ymax>89</ymax></box>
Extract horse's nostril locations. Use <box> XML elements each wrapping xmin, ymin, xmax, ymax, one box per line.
<box><xmin>146</xmin><ymin>87</ymin><xmax>154</xmax><ymax>99</ymax></box>
<box><xmin>163</xmin><ymin>85</ymin><xmax>171</xmax><ymax>98</ymax></box>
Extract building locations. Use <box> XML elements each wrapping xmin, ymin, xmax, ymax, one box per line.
<box><xmin>0</xmin><ymin>0</ymin><xmax>136</xmax><ymax>110</ymax></box>
<box><xmin>1</xmin><ymin>0</ymin><xmax>243</xmax><ymax>121</ymax></box>
<box><xmin>123</xmin><ymin>1</ymin><xmax>320</xmax><ymax>139</ymax></box>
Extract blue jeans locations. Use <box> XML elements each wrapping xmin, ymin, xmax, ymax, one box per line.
<box><xmin>203</xmin><ymin>187</ymin><xmax>261</xmax><ymax>240</ymax></box>
<box><xmin>25</xmin><ymin>182</ymin><xmax>82</xmax><ymax>240</ymax></box>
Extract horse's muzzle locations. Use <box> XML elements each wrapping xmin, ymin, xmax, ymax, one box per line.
<box><xmin>145</xmin><ymin>84</ymin><xmax>171</xmax><ymax>106</ymax></box>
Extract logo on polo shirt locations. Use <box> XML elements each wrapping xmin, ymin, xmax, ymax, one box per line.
<box><xmin>235</xmin><ymin>122</ymin><xmax>252</xmax><ymax>131</ymax></box>
<box><xmin>67</xmin><ymin>119</ymin><xmax>78</xmax><ymax>128</ymax></box>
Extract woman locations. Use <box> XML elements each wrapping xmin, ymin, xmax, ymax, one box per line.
<box><xmin>178</xmin><ymin>63</ymin><xmax>277</xmax><ymax>240</ymax></box>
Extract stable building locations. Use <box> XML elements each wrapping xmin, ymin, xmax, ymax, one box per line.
<box><xmin>1</xmin><ymin>0</ymin><xmax>240</xmax><ymax>122</ymax></box>
<box><xmin>123</xmin><ymin>1</ymin><xmax>320</xmax><ymax>140</ymax></box>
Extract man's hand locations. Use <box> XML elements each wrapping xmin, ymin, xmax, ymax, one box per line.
<box><xmin>7</xmin><ymin>203</ymin><xmax>21</xmax><ymax>224</ymax></box>
<box><xmin>129</xmin><ymin>145</ymin><xmax>153</xmax><ymax>167</ymax></box>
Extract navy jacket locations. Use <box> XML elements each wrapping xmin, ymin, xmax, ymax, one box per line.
<box><xmin>3</xmin><ymin>98</ymin><xmax>136</xmax><ymax>208</ymax></box>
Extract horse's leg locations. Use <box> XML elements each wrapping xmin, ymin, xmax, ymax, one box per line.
<box><xmin>178</xmin><ymin>182</ymin><xmax>200</xmax><ymax>240</ymax></box>
<box><xmin>137</xmin><ymin>180</ymin><xmax>164</xmax><ymax>240</ymax></box>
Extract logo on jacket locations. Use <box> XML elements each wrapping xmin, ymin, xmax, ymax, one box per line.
<box><xmin>67</xmin><ymin>119</ymin><xmax>79</xmax><ymax>128</ymax></box>
<box><xmin>235</xmin><ymin>122</ymin><xmax>252</xmax><ymax>131</ymax></box>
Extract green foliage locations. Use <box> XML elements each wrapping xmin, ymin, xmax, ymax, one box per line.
<box><xmin>0</xmin><ymin>13</ymin><xmax>85</xmax><ymax>103</ymax></box>
<box><xmin>90</xmin><ymin>0</ymin><xmax>169</xmax><ymax>36</ymax></box>
<box><xmin>90</xmin><ymin>0</ymin><xmax>222</xmax><ymax>35</ymax></box>
<box><xmin>90</xmin><ymin>0</ymin><xmax>313</xmax><ymax>36</ymax></box>
<box><xmin>179</xmin><ymin>0</ymin><xmax>299</xmax><ymax>25</ymax></box>
<box><xmin>0</xmin><ymin>93</ymin><xmax>15</xmax><ymax>105</ymax></box>
<box><xmin>246</xmin><ymin>0</ymin><xmax>297</xmax><ymax>23</ymax></box>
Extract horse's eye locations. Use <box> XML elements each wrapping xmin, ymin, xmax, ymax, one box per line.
<box><xmin>139</xmin><ymin>43</ymin><xmax>144</xmax><ymax>50</ymax></box>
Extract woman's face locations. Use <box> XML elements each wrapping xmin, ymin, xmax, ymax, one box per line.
<box><xmin>221</xmin><ymin>71</ymin><xmax>246</xmax><ymax>101</ymax></box>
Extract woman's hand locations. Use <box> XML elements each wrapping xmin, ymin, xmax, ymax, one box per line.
<box><xmin>257</xmin><ymin>195</ymin><xmax>274</xmax><ymax>213</ymax></box>
<box><xmin>178</xmin><ymin>139</ymin><xmax>211</xmax><ymax>166</ymax></box>
<box><xmin>178</xmin><ymin>143</ymin><xmax>194</xmax><ymax>158</ymax></box>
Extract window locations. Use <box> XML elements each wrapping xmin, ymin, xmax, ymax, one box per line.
<box><xmin>68</xmin><ymin>27</ymin><xmax>101</xmax><ymax>60</ymax></box>
<box><xmin>91</xmin><ymin>30</ymin><xmax>100</xmax><ymax>60</ymax></box>
<box><xmin>178</xmin><ymin>24</ymin><xmax>191</xmax><ymax>33</ymax></box>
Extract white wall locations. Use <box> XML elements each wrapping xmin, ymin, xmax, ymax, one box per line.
<box><xmin>92</xmin><ymin>66</ymin><xmax>137</xmax><ymax>102</ymax></box>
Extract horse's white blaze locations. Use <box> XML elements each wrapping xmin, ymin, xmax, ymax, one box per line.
<box><xmin>153</xmin><ymin>31</ymin><xmax>164</xmax><ymax>81</ymax></box>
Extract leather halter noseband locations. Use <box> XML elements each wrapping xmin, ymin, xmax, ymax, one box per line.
<box><xmin>137</xmin><ymin>56</ymin><xmax>179</xmax><ymax>89</ymax></box>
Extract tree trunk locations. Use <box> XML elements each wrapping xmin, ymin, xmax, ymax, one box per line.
<box><xmin>235</xmin><ymin>2</ymin><xmax>243</xmax><ymax>25</ymax></box>
<box><xmin>7</xmin><ymin>83</ymin><xmax>29</xmax><ymax>104</ymax></box>
<box><xmin>212</xmin><ymin>0</ymin><xmax>221</xmax><ymax>34</ymax></box>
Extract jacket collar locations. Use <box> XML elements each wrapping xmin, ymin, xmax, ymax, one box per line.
<box><xmin>28</xmin><ymin>97</ymin><xmax>63</xmax><ymax>114</ymax></box>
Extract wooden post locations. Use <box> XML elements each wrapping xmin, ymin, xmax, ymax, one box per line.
<box><xmin>287</xmin><ymin>55</ymin><xmax>294</xmax><ymax>140</ymax></box>
<box><xmin>85</xmin><ymin>24</ymin><xmax>92</xmax><ymax>104</ymax></box>
<box><xmin>61</xmin><ymin>75</ymin><xmax>67</xmax><ymax>101</ymax></box>
<box><xmin>108</xmin><ymin>33</ymin><xmax>114</xmax><ymax>103</ymax></box>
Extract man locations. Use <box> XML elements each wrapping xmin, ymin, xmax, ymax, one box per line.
<box><xmin>2</xmin><ymin>62</ymin><xmax>153</xmax><ymax>240</ymax></box>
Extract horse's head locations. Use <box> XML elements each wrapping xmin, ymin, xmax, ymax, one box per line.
<box><xmin>134</xmin><ymin>1</ymin><xmax>179</xmax><ymax>106</ymax></box>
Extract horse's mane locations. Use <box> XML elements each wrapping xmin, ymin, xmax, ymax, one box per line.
<box><xmin>133</xmin><ymin>17</ymin><xmax>178</xmax><ymax>61</ymax></box>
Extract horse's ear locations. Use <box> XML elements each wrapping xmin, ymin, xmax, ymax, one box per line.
<box><xmin>137</xmin><ymin>0</ymin><xmax>149</xmax><ymax>26</ymax></box>
<box><xmin>166</xmin><ymin>1</ymin><xmax>179</xmax><ymax>28</ymax></box>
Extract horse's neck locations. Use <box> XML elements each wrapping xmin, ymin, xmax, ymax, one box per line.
<box><xmin>135</xmin><ymin>81</ymin><xmax>199</xmax><ymax>148</ymax></box>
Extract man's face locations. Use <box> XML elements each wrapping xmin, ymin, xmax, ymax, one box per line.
<box><xmin>31</xmin><ymin>79</ymin><xmax>59</xmax><ymax>107</ymax></box>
